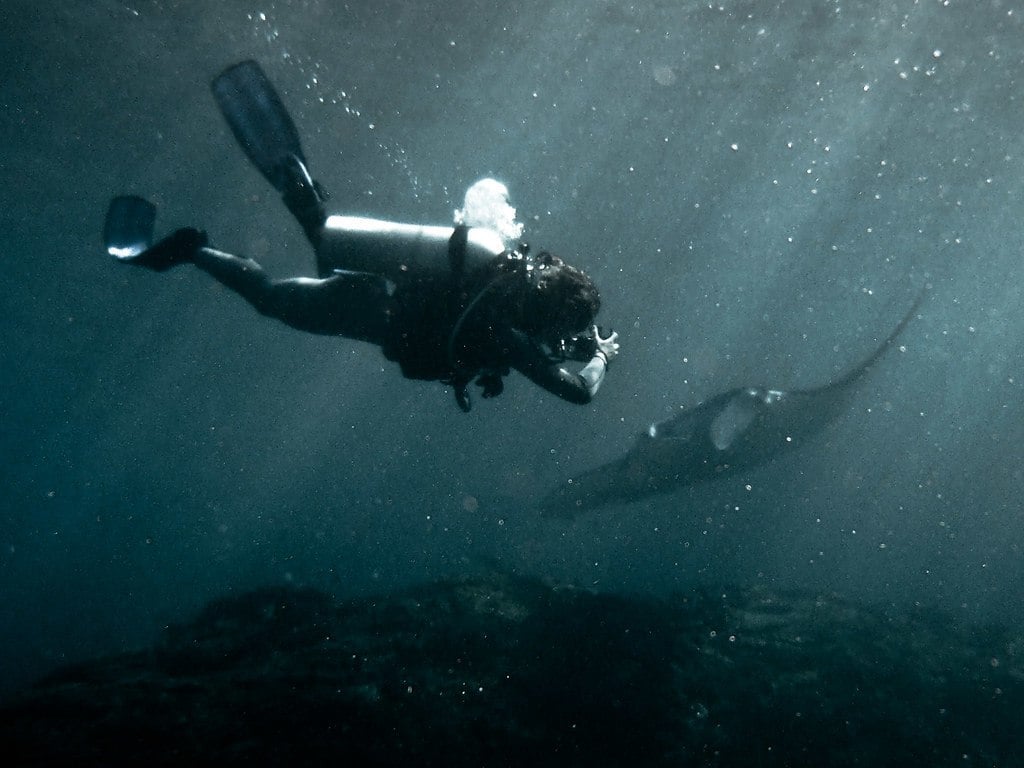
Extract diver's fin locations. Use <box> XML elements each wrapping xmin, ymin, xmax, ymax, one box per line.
<box><xmin>211</xmin><ymin>60</ymin><xmax>308</xmax><ymax>193</ymax></box>
<box><xmin>104</xmin><ymin>195</ymin><xmax>156</xmax><ymax>260</ymax></box>
<box><xmin>104</xmin><ymin>196</ymin><xmax>206</xmax><ymax>271</ymax></box>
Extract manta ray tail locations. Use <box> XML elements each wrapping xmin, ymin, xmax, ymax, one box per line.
<box><xmin>827</xmin><ymin>286</ymin><xmax>927</xmax><ymax>389</ymax></box>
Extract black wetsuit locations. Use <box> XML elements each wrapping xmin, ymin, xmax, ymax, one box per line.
<box><xmin>191</xmin><ymin>233</ymin><xmax>598</xmax><ymax>408</ymax></box>
<box><xmin>111</xmin><ymin>59</ymin><xmax>609</xmax><ymax>409</ymax></box>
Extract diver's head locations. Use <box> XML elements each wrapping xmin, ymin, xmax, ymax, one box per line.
<box><xmin>454</xmin><ymin>178</ymin><xmax>525</xmax><ymax>247</ymax></box>
<box><xmin>516</xmin><ymin>252</ymin><xmax>601</xmax><ymax>346</ymax></box>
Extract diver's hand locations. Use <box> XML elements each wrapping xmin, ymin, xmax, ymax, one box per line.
<box><xmin>477</xmin><ymin>372</ymin><xmax>504</xmax><ymax>399</ymax></box>
<box><xmin>594</xmin><ymin>326</ymin><xmax>620</xmax><ymax>366</ymax></box>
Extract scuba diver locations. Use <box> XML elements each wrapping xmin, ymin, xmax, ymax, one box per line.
<box><xmin>104</xmin><ymin>60</ymin><xmax>619</xmax><ymax>412</ymax></box>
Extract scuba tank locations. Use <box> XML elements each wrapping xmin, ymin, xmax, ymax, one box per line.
<box><xmin>315</xmin><ymin>216</ymin><xmax>506</xmax><ymax>282</ymax></box>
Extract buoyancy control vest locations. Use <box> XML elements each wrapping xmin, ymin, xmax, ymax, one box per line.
<box><xmin>315</xmin><ymin>216</ymin><xmax>525</xmax><ymax>399</ymax></box>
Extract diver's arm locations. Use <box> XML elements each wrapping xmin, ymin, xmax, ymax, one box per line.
<box><xmin>574</xmin><ymin>356</ymin><xmax>608</xmax><ymax>401</ymax></box>
<box><xmin>507</xmin><ymin>328</ymin><xmax>617</xmax><ymax>404</ymax></box>
<box><xmin>574</xmin><ymin>327</ymin><xmax>620</xmax><ymax>397</ymax></box>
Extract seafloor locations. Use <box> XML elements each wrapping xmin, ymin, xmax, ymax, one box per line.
<box><xmin>2</xmin><ymin>572</ymin><xmax>1020</xmax><ymax>766</ymax></box>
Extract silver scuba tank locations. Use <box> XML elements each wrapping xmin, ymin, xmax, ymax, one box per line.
<box><xmin>315</xmin><ymin>216</ymin><xmax>507</xmax><ymax>282</ymax></box>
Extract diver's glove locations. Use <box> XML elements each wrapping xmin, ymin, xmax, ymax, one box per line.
<box><xmin>476</xmin><ymin>372</ymin><xmax>505</xmax><ymax>399</ymax></box>
<box><xmin>452</xmin><ymin>371</ymin><xmax>506</xmax><ymax>412</ymax></box>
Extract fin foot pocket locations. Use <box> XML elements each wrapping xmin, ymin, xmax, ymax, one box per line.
<box><xmin>280</xmin><ymin>153</ymin><xmax>328</xmax><ymax>235</ymax></box>
<box><xmin>119</xmin><ymin>227</ymin><xmax>207</xmax><ymax>271</ymax></box>
<box><xmin>135</xmin><ymin>228</ymin><xmax>207</xmax><ymax>271</ymax></box>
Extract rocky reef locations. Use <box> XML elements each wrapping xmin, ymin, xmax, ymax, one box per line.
<box><xmin>2</xmin><ymin>572</ymin><xmax>1021</xmax><ymax>766</ymax></box>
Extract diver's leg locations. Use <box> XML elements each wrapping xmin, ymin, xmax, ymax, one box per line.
<box><xmin>190</xmin><ymin>246</ymin><xmax>276</xmax><ymax>312</ymax></box>
<box><xmin>192</xmin><ymin>247</ymin><xmax>390</xmax><ymax>342</ymax></box>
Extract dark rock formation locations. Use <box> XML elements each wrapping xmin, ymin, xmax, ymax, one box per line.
<box><xmin>2</xmin><ymin>573</ymin><xmax>1021</xmax><ymax>766</ymax></box>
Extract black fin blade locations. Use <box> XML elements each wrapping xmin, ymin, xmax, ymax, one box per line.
<box><xmin>211</xmin><ymin>60</ymin><xmax>307</xmax><ymax>192</ymax></box>
<box><xmin>104</xmin><ymin>195</ymin><xmax>156</xmax><ymax>259</ymax></box>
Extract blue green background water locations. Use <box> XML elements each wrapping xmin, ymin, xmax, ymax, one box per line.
<box><xmin>2</xmin><ymin>0</ymin><xmax>1022</xmax><ymax>697</ymax></box>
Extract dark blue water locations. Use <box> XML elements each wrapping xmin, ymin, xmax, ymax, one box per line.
<box><xmin>2</xmin><ymin>0</ymin><xmax>1022</xmax><ymax>711</ymax></box>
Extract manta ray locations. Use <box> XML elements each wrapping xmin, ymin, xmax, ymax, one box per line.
<box><xmin>540</xmin><ymin>293</ymin><xmax>925</xmax><ymax>516</ymax></box>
